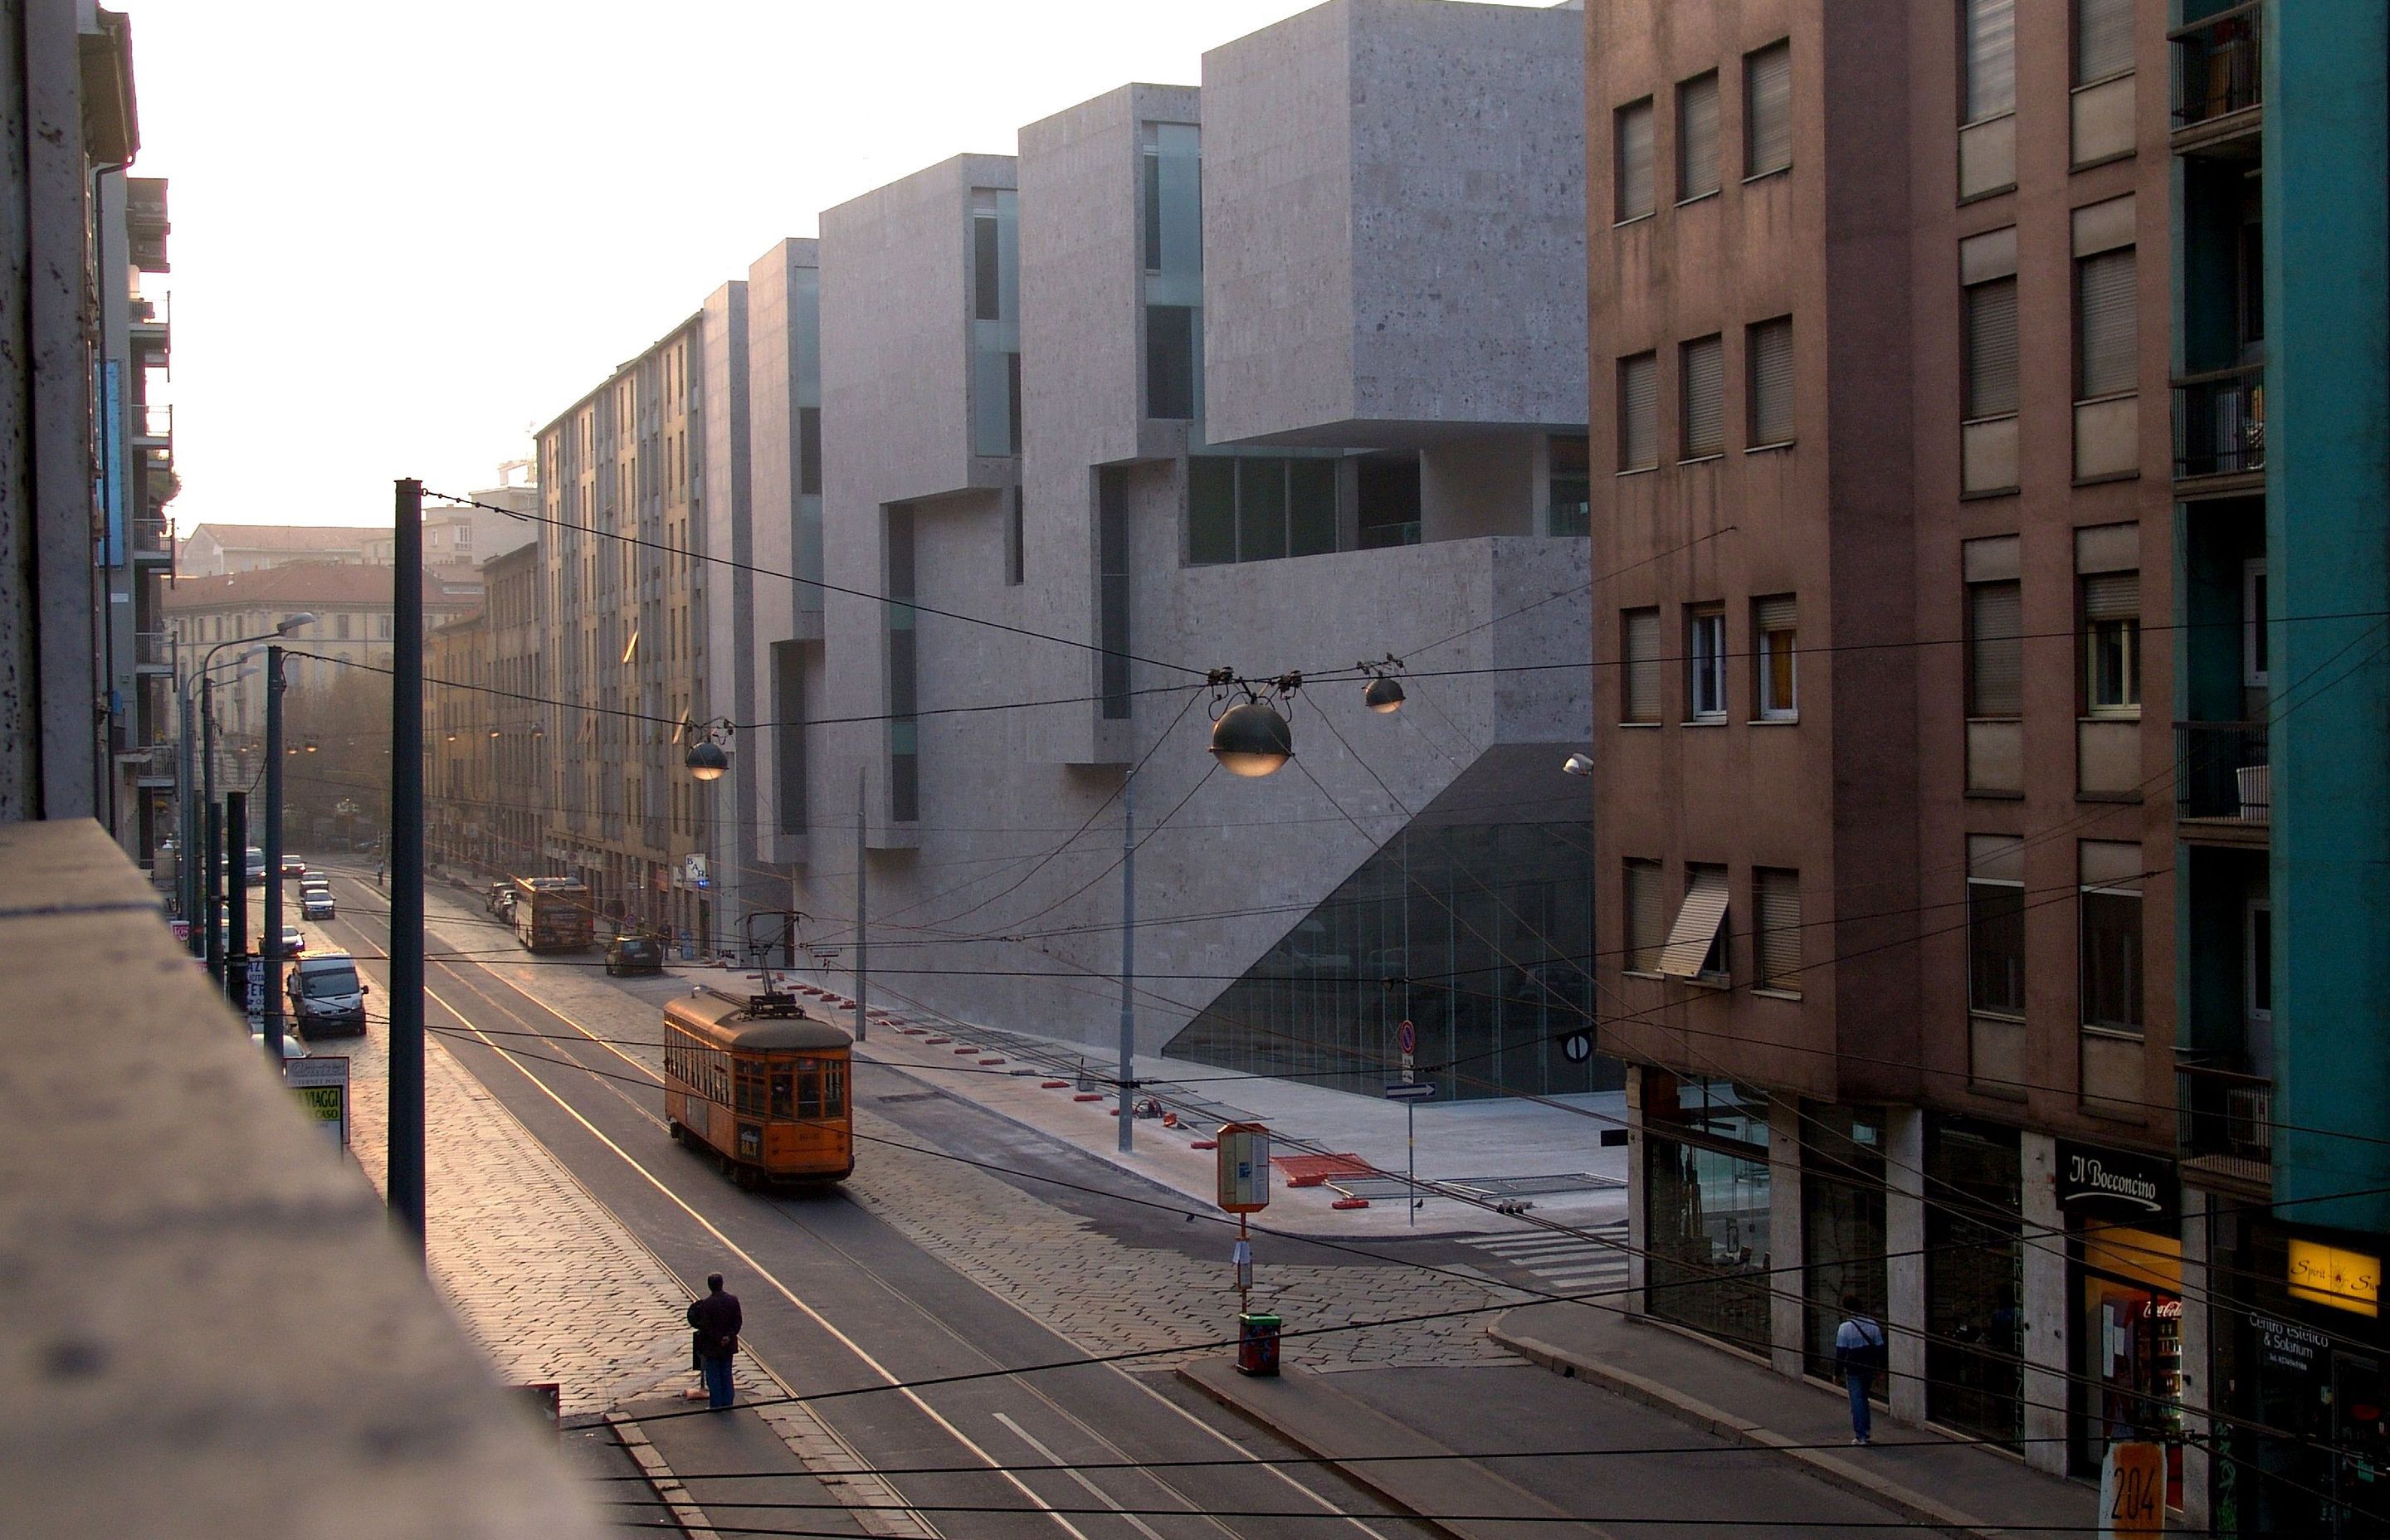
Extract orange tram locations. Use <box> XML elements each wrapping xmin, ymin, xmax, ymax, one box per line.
<box><xmin>663</xmin><ymin>988</ymin><xmax>854</xmax><ymax>1187</ymax></box>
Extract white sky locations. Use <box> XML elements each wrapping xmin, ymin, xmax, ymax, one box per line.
<box><xmin>129</xmin><ymin>0</ymin><xmax>1323</xmax><ymax>529</ymax></box>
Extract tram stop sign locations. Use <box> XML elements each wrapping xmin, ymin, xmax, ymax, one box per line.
<box><xmin>1217</xmin><ymin>1122</ymin><xmax>1271</xmax><ymax>1213</ymax></box>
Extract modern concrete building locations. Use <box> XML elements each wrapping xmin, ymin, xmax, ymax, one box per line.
<box><xmin>1585</xmin><ymin>0</ymin><xmax>2182</xmax><ymax>1502</ymax></box>
<box><xmin>534</xmin><ymin>311</ymin><xmax>721</xmax><ymax>944</ymax></box>
<box><xmin>768</xmin><ymin>0</ymin><xmax>1597</xmax><ymax>1101</ymax></box>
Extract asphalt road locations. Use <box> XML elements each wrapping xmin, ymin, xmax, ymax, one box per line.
<box><xmin>272</xmin><ymin>860</ymin><xmax>1919</xmax><ymax>1540</ymax></box>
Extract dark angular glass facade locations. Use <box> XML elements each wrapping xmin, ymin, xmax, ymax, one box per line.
<box><xmin>1163</xmin><ymin>821</ymin><xmax>1614</xmax><ymax>1100</ymax></box>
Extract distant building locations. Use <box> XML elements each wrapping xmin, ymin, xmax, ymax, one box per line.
<box><xmin>178</xmin><ymin>523</ymin><xmax>368</xmax><ymax>577</ymax></box>
<box><xmin>162</xmin><ymin>563</ymin><xmax>479</xmax><ymax>793</ymax></box>
<box><xmin>363</xmin><ymin>464</ymin><xmax>539</xmax><ymax>571</ymax></box>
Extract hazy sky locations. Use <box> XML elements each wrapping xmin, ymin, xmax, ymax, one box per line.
<box><xmin>130</xmin><ymin>0</ymin><xmax>1323</xmax><ymax>530</ymax></box>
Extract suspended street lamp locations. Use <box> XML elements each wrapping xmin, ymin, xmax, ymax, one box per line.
<box><xmin>684</xmin><ymin>716</ymin><xmax>734</xmax><ymax>782</ymax></box>
<box><xmin>1207</xmin><ymin>670</ymin><xmax>1302</xmax><ymax>778</ymax></box>
<box><xmin>1358</xmin><ymin>654</ymin><xmax>1407</xmax><ymax>714</ymax></box>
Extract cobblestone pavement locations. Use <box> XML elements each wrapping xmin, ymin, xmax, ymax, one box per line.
<box><xmin>346</xmin><ymin>873</ymin><xmax>1519</xmax><ymax>1409</ymax></box>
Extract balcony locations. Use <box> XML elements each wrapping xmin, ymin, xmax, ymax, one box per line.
<box><xmin>129</xmin><ymin>514</ymin><xmax>173</xmax><ymax>563</ymax></box>
<box><xmin>132</xmin><ymin>401</ymin><xmax>172</xmax><ymax>448</ymax></box>
<box><xmin>2178</xmin><ymin>1051</ymin><xmax>2272</xmax><ymax>1195</ymax></box>
<box><xmin>129</xmin><ymin>292</ymin><xmax>169</xmax><ymax>359</ymax></box>
<box><xmin>2177</xmin><ymin>720</ymin><xmax>2269</xmax><ymax>841</ymax></box>
<box><xmin>2172</xmin><ymin>363</ymin><xmax>2264</xmax><ymax>490</ymax></box>
<box><xmin>132</xmin><ymin>627</ymin><xmax>173</xmax><ymax>670</ymax></box>
<box><xmin>2171</xmin><ymin>2</ymin><xmax>2263</xmax><ymax>157</ymax></box>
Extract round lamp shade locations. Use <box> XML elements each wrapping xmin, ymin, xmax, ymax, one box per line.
<box><xmin>685</xmin><ymin>739</ymin><xmax>729</xmax><ymax>782</ymax></box>
<box><xmin>1363</xmin><ymin>675</ymin><xmax>1406</xmax><ymax>714</ymax></box>
<box><xmin>1210</xmin><ymin>701</ymin><xmax>1294</xmax><ymax>777</ymax></box>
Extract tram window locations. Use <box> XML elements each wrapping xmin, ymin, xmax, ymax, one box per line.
<box><xmin>824</xmin><ymin>1065</ymin><xmax>845</xmax><ymax>1118</ymax></box>
<box><xmin>797</xmin><ymin>1068</ymin><xmax>822</xmax><ymax>1120</ymax></box>
<box><xmin>712</xmin><ymin>1055</ymin><xmax>728</xmax><ymax>1105</ymax></box>
<box><xmin>770</xmin><ymin>1069</ymin><xmax>793</xmax><ymax>1118</ymax></box>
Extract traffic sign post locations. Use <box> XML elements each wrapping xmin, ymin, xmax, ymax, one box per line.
<box><xmin>1563</xmin><ymin>1031</ymin><xmax>1593</xmax><ymax>1064</ymax></box>
<box><xmin>1385</xmin><ymin>1077</ymin><xmax>1436</xmax><ymax>1226</ymax></box>
<box><xmin>1216</xmin><ymin>1123</ymin><xmax>1275</xmax><ymax>1372</ymax></box>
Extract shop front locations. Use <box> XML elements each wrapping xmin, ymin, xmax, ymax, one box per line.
<box><xmin>1643</xmin><ymin>1071</ymin><xmax>1774</xmax><ymax>1355</ymax></box>
<box><xmin>2208</xmin><ymin>1212</ymin><xmax>2390</xmax><ymax>1538</ymax></box>
<box><xmin>1802</xmin><ymin>1103</ymin><xmax>1887</xmax><ymax>1381</ymax></box>
<box><xmin>2059</xmin><ymin>1138</ymin><xmax>2185</xmax><ymax>1509</ymax></box>
<box><xmin>1925</xmin><ymin>1116</ymin><xmax>2025</xmax><ymax>1448</ymax></box>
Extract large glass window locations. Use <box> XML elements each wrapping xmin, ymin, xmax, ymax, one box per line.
<box><xmin>1688</xmin><ymin>606</ymin><xmax>1727</xmax><ymax>720</ymax></box>
<box><xmin>969</xmin><ymin>188</ymin><xmax>1021</xmax><ymax>457</ymax></box>
<box><xmin>2082</xmin><ymin>571</ymin><xmax>2141</xmax><ymax>716</ymax></box>
<box><xmin>1142</xmin><ymin>121</ymin><xmax>1203</xmax><ymax>424</ymax></box>
<box><xmin>1646</xmin><ymin>1072</ymin><xmax>1773</xmax><ymax>1350</ymax></box>
<box><xmin>1754</xmin><ymin>594</ymin><xmax>1797</xmax><ymax>719</ymax></box>
<box><xmin>1189</xmin><ymin>455</ymin><xmax>1340</xmax><ymax>567</ymax></box>
<box><xmin>1925</xmin><ymin>1118</ymin><xmax>2024</xmax><ymax>1449</ymax></box>
<box><xmin>1968</xmin><ymin>865</ymin><xmax>2027</xmax><ymax>1017</ymax></box>
<box><xmin>1548</xmin><ymin>436</ymin><xmax>1590</xmax><ymax>536</ymax></box>
<box><xmin>1098</xmin><ymin>472</ymin><xmax>1129</xmax><ymax>719</ymax></box>
<box><xmin>885</xmin><ymin>505</ymin><xmax>918</xmax><ymax>822</ymax></box>
<box><xmin>2080</xmin><ymin>843</ymin><xmax>2144</xmax><ymax>1034</ymax></box>
<box><xmin>1802</xmin><ymin>1104</ymin><xmax>1887</xmax><ymax>1382</ymax></box>
<box><xmin>1165</xmin><ymin>821</ymin><xmax>1605</xmax><ymax>1103</ymax></box>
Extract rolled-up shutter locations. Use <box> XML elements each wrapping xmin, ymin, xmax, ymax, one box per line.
<box><xmin>1755</xmin><ymin>869</ymin><xmax>1802</xmax><ymax>990</ymax></box>
<box><xmin>1620</xmin><ymin>353</ymin><xmax>1659</xmax><ymax>470</ymax></box>
<box><xmin>1678</xmin><ymin>73</ymin><xmax>1720</xmax><ymax>200</ymax></box>
<box><xmin>1682</xmin><ymin>335</ymin><xmax>1724</xmax><ymax>458</ymax></box>
<box><xmin>1745</xmin><ymin>42</ymin><xmax>1792</xmax><ymax>176</ymax></box>
<box><xmin>2075</xmin><ymin>0</ymin><xmax>2134</xmax><ymax>84</ymax></box>
<box><xmin>2082</xmin><ymin>571</ymin><xmax>2140</xmax><ymax>620</ymax></box>
<box><xmin>1968</xmin><ymin>580</ymin><xmax>2023</xmax><ymax>717</ymax></box>
<box><xmin>1754</xmin><ymin>593</ymin><xmax>1797</xmax><ymax>634</ymax></box>
<box><xmin>1626</xmin><ymin>860</ymin><xmax>1666</xmax><ymax>972</ymax></box>
<box><xmin>1616</xmin><ymin>100</ymin><xmax>1654</xmax><ymax>221</ymax></box>
<box><xmin>1965</xmin><ymin>276</ymin><xmax>2020</xmax><ymax>419</ymax></box>
<box><xmin>1750</xmin><ymin>318</ymin><xmax>1795</xmax><ymax>445</ymax></box>
<box><xmin>1623</xmin><ymin>608</ymin><xmax>1661</xmax><ymax>723</ymax></box>
<box><xmin>2077</xmin><ymin>249</ymin><xmax>2139</xmax><ymax>398</ymax></box>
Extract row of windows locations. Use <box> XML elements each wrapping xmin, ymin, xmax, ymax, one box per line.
<box><xmin>1618</xmin><ymin>836</ymin><xmax>2152</xmax><ymax>1040</ymax></box>
<box><xmin>1614</xmin><ymin>38</ymin><xmax>1792</xmax><ymax>225</ymax></box>
<box><xmin>1961</xmin><ymin>0</ymin><xmax>2136</xmax><ymax>126</ymax></box>
<box><xmin>1618</xmin><ymin>596</ymin><xmax>1798</xmax><ymax>725</ymax></box>
<box><xmin>662</xmin><ymin>1035</ymin><xmax>848</xmax><ymax>1121</ymax></box>
<box><xmin>1621</xmin><ymin>861</ymin><xmax>1802</xmax><ymax>993</ymax></box>
<box><xmin>1963</xmin><ymin>528</ymin><xmax>2142</xmax><ymax>720</ymax></box>
<box><xmin>1616</xmin><ymin>318</ymin><xmax>1792</xmax><ymax>470</ymax></box>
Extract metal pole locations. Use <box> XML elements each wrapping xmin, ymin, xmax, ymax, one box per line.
<box><xmin>1117</xmin><ymin>768</ymin><xmax>1135</xmax><ymax>1153</ymax></box>
<box><xmin>202</xmin><ymin>675</ymin><xmax>220</xmax><ymax>975</ymax></box>
<box><xmin>389</xmin><ymin>479</ymin><xmax>427</xmax><ymax>1248</ymax></box>
<box><xmin>1408</xmin><ymin>1099</ymin><xmax>1417</xmax><ymax>1229</ymax></box>
<box><xmin>852</xmin><ymin>770</ymin><xmax>866</xmax><ymax>1043</ymax></box>
<box><xmin>263</xmin><ymin>646</ymin><xmax>286</xmax><ymax>1064</ymax></box>
<box><xmin>224</xmin><ymin>790</ymin><xmax>248</xmax><ymax>1009</ymax></box>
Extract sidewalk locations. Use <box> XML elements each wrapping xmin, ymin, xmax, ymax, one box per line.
<box><xmin>1491</xmin><ymin>1299</ymin><xmax>2098</xmax><ymax>1538</ymax></box>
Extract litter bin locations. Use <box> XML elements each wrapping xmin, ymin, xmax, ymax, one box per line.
<box><xmin>1236</xmin><ymin>1312</ymin><xmax>1282</xmax><ymax>1377</ymax></box>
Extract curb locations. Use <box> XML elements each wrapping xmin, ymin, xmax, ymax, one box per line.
<box><xmin>1488</xmin><ymin>1315</ymin><xmax>2001</xmax><ymax>1540</ymax></box>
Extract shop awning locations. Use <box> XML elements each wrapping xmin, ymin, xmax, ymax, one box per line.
<box><xmin>1657</xmin><ymin>868</ymin><xmax>1730</xmax><ymax>978</ymax></box>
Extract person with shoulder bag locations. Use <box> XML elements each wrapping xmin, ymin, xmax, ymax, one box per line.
<box><xmin>1834</xmin><ymin>1293</ymin><xmax>1887</xmax><ymax>1445</ymax></box>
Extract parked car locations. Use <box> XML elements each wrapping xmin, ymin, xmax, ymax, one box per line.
<box><xmin>276</xmin><ymin>925</ymin><xmax>305</xmax><ymax>958</ymax></box>
<box><xmin>301</xmin><ymin>889</ymin><xmax>334</xmax><ymax>921</ymax></box>
<box><xmin>243</xmin><ymin>846</ymin><xmax>268</xmax><ymax>885</ymax></box>
<box><xmin>286</xmin><ymin>951</ymin><xmax>368</xmax><ymax>1038</ymax></box>
<box><xmin>604</xmin><ymin>933</ymin><xmax>666</xmax><ymax>977</ymax></box>
<box><xmin>281</xmin><ymin>855</ymin><xmax>307</xmax><ymax>880</ymax></box>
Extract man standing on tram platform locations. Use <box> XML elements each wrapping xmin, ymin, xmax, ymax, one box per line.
<box><xmin>687</xmin><ymin>1273</ymin><xmax>742</xmax><ymax>1410</ymax></box>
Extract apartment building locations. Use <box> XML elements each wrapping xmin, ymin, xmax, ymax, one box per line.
<box><xmin>1586</xmin><ymin>0</ymin><xmax>2181</xmax><ymax>1500</ymax></box>
<box><xmin>534</xmin><ymin>312</ymin><xmax>722</xmax><ymax>945</ymax></box>
<box><xmin>2166</xmin><ymin>7</ymin><xmax>2390</xmax><ymax>1534</ymax></box>
<box><xmin>761</xmin><ymin>0</ymin><xmax>1596</xmax><ymax>1097</ymax></box>
<box><xmin>179</xmin><ymin>524</ymin><xmax>368</xmax><ymax>576</ymax></box>
<box><xmin>425</xmin><ymin>611</ymin><xmax>491</xmax><ymax>871</ymax></box>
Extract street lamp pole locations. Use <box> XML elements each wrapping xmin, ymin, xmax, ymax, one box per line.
<box><xmin>390</xmin><ymin>478</ymin><xmax>427</xmax><ymax>1249</ymax></box>
<box><xmin>1118</xmin><ymin>767</ymin><xmax>1135</xmax><ymax>1153</ymax></box>
<box><xmin>262</xmin><ymin>644</ymin><xmax>287</xmax><ymax>1063</ymax></box>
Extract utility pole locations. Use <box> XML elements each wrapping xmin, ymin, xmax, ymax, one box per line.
<box><xmin>262</xmin><ymin>645</ymin><xmax>287</xmax><ymax>1063</ymax></box>
<box><xmin>203</xmin><ymin>800</ymin><xmax>222</xmax><ymax>982</ymax></box>
<box><xmin>852</xmin><ymin>770</ymin><xmax>866</xmax><ymax>1043</ymax></box>
<box><xmin>224</xmin><ymin>790</ymin><xmax>248</xmax><ymax>1008</ymax></box>
<box><xmin>202</xmin><ymin>674</ymin><xmax>221</xmax><ymax>974</ymax></box>
<box><xmin>389</xmin><ymin>479</ymin><xmax>426</xmax><ymax>1249</ymax></box>
<box><xmin>1118</xmin><ymin>768</ymin><xmax>1135</xmax><ymax>1153</ymax></box>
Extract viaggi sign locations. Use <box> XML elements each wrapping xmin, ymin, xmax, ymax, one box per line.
<box><xmin>2056</xmin><ymin>1138</ymin><xmax>2178</xmax><ymax>1227</ymax></box>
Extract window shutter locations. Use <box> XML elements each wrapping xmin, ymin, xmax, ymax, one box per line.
<box><xmin>1749</xmin><ymin>318</ymin><xmax>1794</xmax><ymax>445</ymax></box>
<box><xmin>1965</xmin><ymin>277</ymin><xmax>2020</xmax><ymax>418</ymax></box>
<box><xmin>1745</xmin><ymin>42</ymin><xmax>1792</xmax><ymax>176</ymax></box>
<box><xmin>1620</xmin><ymin>353</ymin><xmax>1658</xmax><ymax>470</ymax></box>
<box><xmin>1617</xmin><ymin>100</ymin><xmax>1655</xmax><ymax>221</ymax></box>
<box><xmin>1678</xmin><ymin>74</ymin><xmax>1720</xmax><ymax>200</ymax></box>
<box><xmin>2082</xmin><ymin>571</ymin><xmax>2140</xmax><ymax>620</ymax></box>
<box><xmin>2075</xmin><ymin>0</ymin><xmax>2134</xmax><ymax>84</ymax></box>
<box><xmin>1755</xmin><ymin>594</ymin><xmax>1797</xmax><ymax>633</ymax></box>
<box><xmin>1755</xmin><ymin>870</ymin><xmax>1801</xmax><ymax>990</ymax></box>
<box><xmin>1682</xmin><ymin>335</ymin><xmax>1724</xmax><ymax>458</ymax></box>
<box><xmin>1968</xmin><ymin>580</ymin><xmax>2023</xmax><ymax>717</ymax></box>
<box><xmin>1626</xmin><ymin>860</ymin><xmax>1665</xmax><ymax>972</ymax></box>
<box><xmin>1658</xmin><ymin>867</ymin><xmax>1731</xmax><ymax>978</ymax></box>
<box><xmin>1964</xmin><ymin>0</ymin><xmax>2017</xmax><ymax>121</ymax></box>
<box><xmin>2077</xmin><ymin>250</ymin><xmax>2139</xmax><ymax>399</ymax></box>
<box><xmin>1623</xmin><ymin>608</ymin><xmax>1661</xmax><ymax>723</ymax></box>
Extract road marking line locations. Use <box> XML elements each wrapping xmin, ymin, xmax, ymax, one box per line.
<box><xmin>427</xmin><ymin>985</ymin><xmax>1096</xmax><ymax>1540</ymax></box>
<box><xmin>993</xmin><ymin>1414</ymin><xmax>1172</xmax><ymax>1540</ymax></box>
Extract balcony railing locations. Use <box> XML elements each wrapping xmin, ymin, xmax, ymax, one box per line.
<box><xmin>2172</xmin><ymin>363</ymin><xmax>2264</xmax><ymax>479</ymax></box>
<box><xmin>133</xmin><ymin>628</ymin><xmax>173</xmax><ymax>667</ymax></box>
<box><xmin>2178</xmin><ymin>1051</ymin><xmax>2272</xmax><ymax>1185</ymax></box>
<box><xmin>2171</xmin><ymin>2</ymin><xmax>2263</xmax><ymax>131</ymax></box>
<box><xmin>129</xmin><ymin>514</ymin><xmax>172</xmax><ymax>557</ymax></box>
<box><xmin>2177</xmin><ymin>720</ymin><xmax>2269</xmax><ymax>823</ymax></box>
<box><xmin>134</xmin><ymin>402</ymin><xmax>173</xmax><ymax>443</ymax></box>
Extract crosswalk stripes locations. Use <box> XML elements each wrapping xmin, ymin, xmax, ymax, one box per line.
<box><xmin>1464</xmin><ymin>1218</ymin><xmax>1632</xmax><ymax>1296</ymax></box>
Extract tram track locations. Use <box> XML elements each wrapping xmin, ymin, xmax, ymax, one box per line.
<box><xmin>310</xmin><ymin>865</ymin><xmax>1412</xmax><ymax>1540</ymax></box>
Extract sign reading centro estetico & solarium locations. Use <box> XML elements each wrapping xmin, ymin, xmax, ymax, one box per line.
<box><xmin>2055</xmin><ymin>1138</ymin><xmax>2178</xmax><ymax>1228</ymax></box>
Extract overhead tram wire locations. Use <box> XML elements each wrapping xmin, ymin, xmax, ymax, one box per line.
<box><xmin>422</xmin><ymin>486</ymin><xmax>1218</xmax><ymax>681</ymax></box>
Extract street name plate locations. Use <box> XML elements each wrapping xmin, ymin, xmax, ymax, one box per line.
<box><xmin>1384</xmin><ymin>1082</ymin><xmax>1436</xmax><ymax>1102</ymax></box>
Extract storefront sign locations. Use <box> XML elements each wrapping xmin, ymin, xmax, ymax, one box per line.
<box><xmin>2252</xmin><ymin>1313</ymin><xmax>2329</xmax><ymax>1375</ymax></box>
<box><xmin>2288</xmin><ymin>1239</ymin><xmax>2382</xmax><ymax>1318</ymax></box>
<box><xmin>2056</xmin><ymin>1139</ymin><xmax>2178</xmax><ymax>1227</ymax></box>
<box><xmin>285</xmin><ymin>1056</ymin><xmax>349</xmax><ymax>1150</ymax></box>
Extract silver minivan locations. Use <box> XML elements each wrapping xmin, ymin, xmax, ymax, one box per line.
<box><xmin>286</xmin><ymin>951</ymin><xmax>368</xmax><ymax>1037</ymax></box>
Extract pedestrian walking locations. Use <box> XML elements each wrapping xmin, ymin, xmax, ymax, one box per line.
<box><xmin>1835</xmin><ymin>1294</ymin><xmax>1886</xmax><ymax>1445</ymax></box>
<box><xmin>686</xmin><ymin>1273</ymin><xmax>743</xmax><ymax>1411</ymax></box>
<box><xmin>375</xmin><ymin>859</ymin><xmax>386</xmax><ymax>890</ymax></box>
